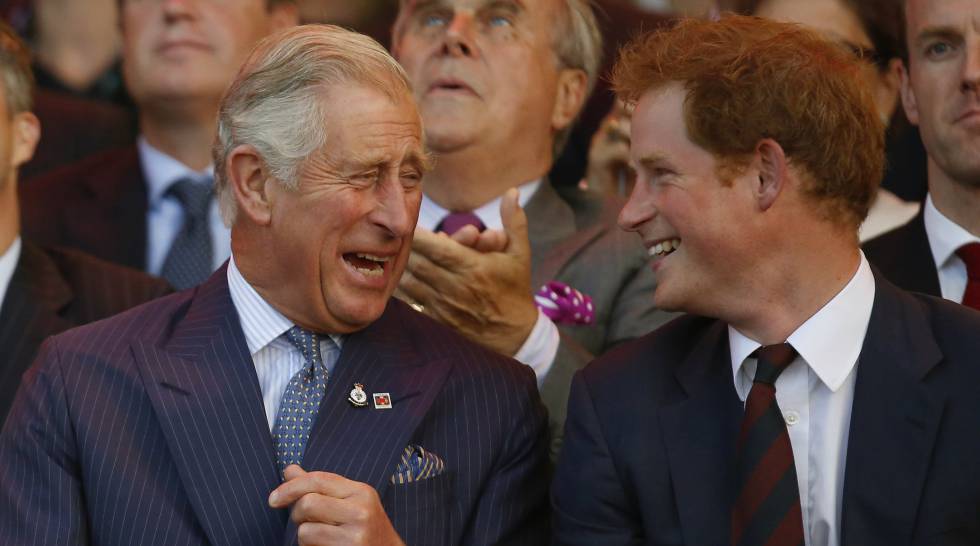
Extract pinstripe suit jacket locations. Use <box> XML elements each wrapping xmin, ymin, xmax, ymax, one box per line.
<box><xmin>0</xmin><ymin>242</ymin><xmax>170</xmax><ymax>425</ymax></box>
<box><xmin>0</xmin><ymin>266</ymin><xmax>550</xmax><ymax>546</ymax></box>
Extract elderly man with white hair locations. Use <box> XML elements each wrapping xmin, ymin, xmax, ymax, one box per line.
<box><xmin>0</xmin><ymin>25</ymin><xmax>549</xmax><ymax>546</ymax></box>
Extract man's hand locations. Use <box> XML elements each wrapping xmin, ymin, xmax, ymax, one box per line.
<box><xmin>269</xmin><ymin>465</ymin><xmax>405</xmax><ymax>546</ymax></box>
<box><xmin>400</xmin><ymin>189</ymin><xmax>539</xmax><ymax>356</ymax></box>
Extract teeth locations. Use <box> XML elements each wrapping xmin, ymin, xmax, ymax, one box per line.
<box><xmin>356</xmin><ymin>253</ymin><xmax>390</xmax><ymax>263</ymax></box>
<box><xmin>353</xmin><ymin>266</ymin><xmax>383</xmax><ymax>277</ymax></box>
<box><xmin>648</xmin><ymin>238</ymin><xmax>681</xmax><ymax>257</ymax></box>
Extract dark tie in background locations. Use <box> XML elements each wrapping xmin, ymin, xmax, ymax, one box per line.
<box><xmin>161</xmin><ymin>177</ymin><xmax>214</xmax><ymax>290</ymax></box>
<box><xmin>732</xmin><ymin>343</ymin><xmax>804</xmax><ymax>546</ymax></box>
<box><xmin>957</xmin><ymin>242</ymin><xmax>980</xmax><ymax>310</ymax></box>
<box><xmin>436</xmin><ymin>212</ymin><xmax>485</xmax><ymax>235</ymax></box>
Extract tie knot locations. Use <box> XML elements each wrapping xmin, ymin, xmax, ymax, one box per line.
<box><xmin>436</xmin><ymin>212</ymin><xmax>485</xmax><ymax>235</ymax></box>
<box><xmin>751</xmin><ymin>343</ymin><xmax>796</xmax><ymax>385</ymax></box>
<box><xmin>957</xmin><ymin>242</ymin><xmax>980</xmax><ymax>280</ymax></box>
<box><xmin>285</xmin><ymin>326</ymin><xmax>326</xmax><ymax>364</ymax></box>
<box><xmin>167</xmin><ymin>177</ymin><xmax>213</xmax><ymax>220</ymax></box>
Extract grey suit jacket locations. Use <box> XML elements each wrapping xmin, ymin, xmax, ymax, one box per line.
<box><xmin>524</xmin><ymin>182</ymin><xmax>674</xmax><ymax>456</ymax></box>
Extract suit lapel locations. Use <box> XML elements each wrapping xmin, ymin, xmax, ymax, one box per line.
<box><xmin>0</xmin><ymin>243</ymin><xmax>73</xmax><ymax>420</ymax></box>
<box><xmin>525</xmin><ymin>182</ymin><xmax>607</xmax><ymax>288</ymax></box>
<box><xmin>131</xmin><ymin>267</ymin><xmax>287</xmax><ymax>546</ymax></box>
<box><xmin>841</xmin><ymin>276</ymin><xmax>944</xmax><ymax>545</ymax></box>
<box><xmin>658</xmin><ymin>321</ymin><xmax>742</xmax><ymax>545</ymax></box>
<box><xmin>66</xmin><ymin>146</ymin><xmax>148</xmax><ymax>270</ymax></box>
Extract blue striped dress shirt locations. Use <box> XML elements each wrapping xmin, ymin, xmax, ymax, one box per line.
<box><xmin>226</xmin><ymin>256</ymin><xmax>344</xmax><ymax>431</ymax></box>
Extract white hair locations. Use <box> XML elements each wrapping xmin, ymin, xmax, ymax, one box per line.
<box><xmin>213</xmin><ymin>24</ymin><xmax>414</xmax><ymax>225</ymax></box>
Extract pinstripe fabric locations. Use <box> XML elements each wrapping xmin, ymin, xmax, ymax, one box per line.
<box><xmin>0</xmin><ymin>242</ymin><xmax>171</xmax><ymax>426</ymax></box>
<box><xmin>0</xmin><ymin>264</ymin><xmax>550</xmax><ymax>545</ymax></box>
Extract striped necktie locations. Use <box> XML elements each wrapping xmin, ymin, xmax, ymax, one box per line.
<box><xmin>272</xmin><ymin>326</ymin><xmax>333</xmax><ymax>477</ymax></box>
<box><xmin>732</xmin><ymin>343</ymin><xmax>804</xmax><ymax>546</ymax></box>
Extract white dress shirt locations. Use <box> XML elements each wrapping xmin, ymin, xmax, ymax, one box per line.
<box><xmin>0</xmin><ymin>237</ymin><xmax>22</xmax><ymax>312</ymax></box>
<box><xmin>227</xmin><ymin>256</ymin><xmax>344</xmax><ymax>431</ymax></box>
<box><xmin>418</xmin><ymin>180</ymin><xmax>559</xmax><ymax>385</ymax></box>
<box><xmin>138</xmin><ymin>137</ymin><xmax>231</xmax><ymax>275</ymax></box>
<box><xmin>923</xmin><ymin>194</ymin><xmax>980</xmax><ymax>303</ymax></box>
<box><xmin>728</xmin><ymin>252</ymin><xmax>875</xmax><ymax>546</ymax></box>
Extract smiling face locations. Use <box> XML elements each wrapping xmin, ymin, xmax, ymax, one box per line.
<box><xmin>392</xmin><ymin>0</ymin><xmax>568</xmax><ymax>154</ymax></box>
<box><xmin>266</xmin><ymin>84</ymin><xmax>427</xmax><ymax>333</ymax></box>
<box><xmin>618</xmin><ymin>84</ymin><xmax>760</xmax><ymax>315</ymax></box>
<box><xmin>901</xmin><ymin>0</ymin><xmax>980</xmax><ymax>188</ymax></box>
<box><xmin>121</xmin><ymin>0</ymin><xmax>292</xmax><ymax>113</ymax></box>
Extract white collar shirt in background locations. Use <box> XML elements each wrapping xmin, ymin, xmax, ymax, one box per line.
<box><xmin>139</xmin><ymin>137</ymin><xmax>231</xmax><ymax>275</ymax></box>
<box><xmin>0</xmin><ymin>237</ymin><xmax>22</xmax><ymax>312</ymax></box>
<box><xmin>418</xmin><ymin>180</ymin><xmax>558</xmax><ymax>386</ymax></box>
<box><xmin>923</xmin><ymin>194</ymin><xmax>980</xmax><ymax>303</ymax></box>
<box><xmin>227</xmin><ymin>255</ymin><xmax>344</xmax><ymax>431</ymax></box>
<box><xmin>728</xmin><ymin>252</ymin><xmax>876</xmax><ymax>546</ymax></box>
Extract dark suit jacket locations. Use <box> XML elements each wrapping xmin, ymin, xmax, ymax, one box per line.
<box><xmin>553</xmin><ymin>274</ymin><xmax>980</xmax><ymax>545</ymax></box>
<box><xmin>22</xmin><ymin>91</ymin><xmax>136</xmax><ymax>181</ymax></box>
<box><xmin>0</xmin><ymin>266</ymin><xmax>550</xmax><ymax>545</ymax></box>
<box><xmin>863</xmin><ymin>210</ymin><xmax>941</xmax><ymax>297</ymax></box>
<box><xmin>526</xmin><ymin>182</ymin><xmax>674</xmax><ymax>457</ymax></box>
<box><xmin>0</xmin><ymin>242</ymin><xmax>170</xmax><ymax>425</ymax></box>
<box><xmin>20</xmin><ymin>145</ymin><xmax>148</xmax><ymax>271</ymax></box>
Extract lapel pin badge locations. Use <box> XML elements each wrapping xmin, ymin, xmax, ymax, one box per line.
<box><xmin>373</xmin><ymin>392</ymin><xmax>392</xmax><ymax>410</ymax></box>
<box><xmin>348</xmin><ymin>383</ymin><xmax>369</xmax><ymax>407</ymax></box>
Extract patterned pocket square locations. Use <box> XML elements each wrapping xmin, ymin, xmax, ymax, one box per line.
<box><xmin>390</xmin><ymin>445</ymin><xmax>445</xmax><ymax>484</ymax></box>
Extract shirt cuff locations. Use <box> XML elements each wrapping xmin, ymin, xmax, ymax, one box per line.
<box><xmin>513</xmin><ymin>309</ymin><xmax>560</xmax><ymax>387</ymax></box>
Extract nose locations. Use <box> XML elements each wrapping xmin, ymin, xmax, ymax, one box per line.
<box><xmin>371</xmin><ymin>177</ymin><xmax>416</xmax><ymax>238</ymax></box>
<box><xmin>161</xmin><ymin>0</ymin><xmax>195</xmax><ymax>22</ymax></box>
<box><xmin>441</xmin><ymin>12</ymin><xmax>476</xmax><ymax>58</ymax></box>
<box><xmin>963</xmin><ymin>37</ymin><xmax>980</xmax><ymax>93</ymax></box>
<box><xmin>618</xmin><ymin>179</ymin><xmax>655</xmax><ymax>233</ymax></box>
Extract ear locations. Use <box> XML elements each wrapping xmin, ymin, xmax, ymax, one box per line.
<box><xmin>227</xmin><ymin>144</ymin><xmax>273</xmax><ymax>226</ymax></box>
<box><xmin>268</xmin><ymin>1</ymin><xmax>300</xmax><ymax>31</ymax></box>
<box><xmin>898</xmin><ymin>62</ymin><xmax>919</xmax><ymax>126</ymax></box>
<box><xmin>551</xmin><ymin>68</ymin><xmax>588</xmax><ymax>132</ymax></box>
<box><xmin>11</xmin><ymin>111</ymin><xmax>40</xmax><ymax>169</ymax></box>
<box><xmin>872</xmin><ymin>58</ymin><xmax>903</xmax><ymax>123</ymax></box>
<box><xmin>754</xmin><ymin>139</ymin><xmax>788</xmax><ymax>212</ymax></box>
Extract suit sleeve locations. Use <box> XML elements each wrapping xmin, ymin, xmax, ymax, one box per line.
<box><xmin>462</xmin><ymin>366</ymin><xmax>551</xmax><ymax>546</ymax></box>
<box><xmin>0</xmin><ymin>340</ymin><xmax>90</xmax><ymax>545</ymax></box>
<box><xmin>552</xmin><ymin>372</ymin><xmax>642</xmax><ymax>546</ymax></box>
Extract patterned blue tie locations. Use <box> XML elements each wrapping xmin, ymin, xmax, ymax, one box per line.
<box><xmin>161</xmin><ymin>176</ymin><xmax>214</xmax><ymax>290</ymax></box>
<box><xmin>273</xmin><ymin>326</ymin><xmax>332</xmax><ymax>477</ymax></box>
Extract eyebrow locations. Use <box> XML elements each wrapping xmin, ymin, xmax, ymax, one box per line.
<box><xmin>913</xmin><ymin>26</ymin><xmax>964</xmax><ymax>46</ymax></box>
<box><xmin>408</xmin><ymin>0</ymin><xmax>526</xmax><ymax>15</ymax></box>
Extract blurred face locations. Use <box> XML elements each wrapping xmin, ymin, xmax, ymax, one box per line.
<box><xmin>618</xmin><ymin>85</ymin><xmax>755</xmax><ymax>315</ymax></box>
<box><xmin>121</xmin><ymin>0</ymin><xmax>294</xmax><ymax>111</ymax></box>
<box><xmin>755</xmin><ymin>0</ymin><xmax>899</xmax><ymax>121</ymax></box>
<box><xmin>393</xmin><ymin>0</ymin><xmax>569</xmax><ymax>154</ymax></box>
<box><xmin>268</xmin><ymin>85</ymin><xmax>427</xmax><ymax>334</ymax></box>
<box><xmin>902</xmin><ymin>0</ymin><xmax>980</xmax><ymax>188</ymax></box>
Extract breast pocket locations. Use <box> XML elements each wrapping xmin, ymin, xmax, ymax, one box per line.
<box><xmin>384</xmin><ymin>472</ymin><xmax>456</xmax><ymax>545</ymax></box>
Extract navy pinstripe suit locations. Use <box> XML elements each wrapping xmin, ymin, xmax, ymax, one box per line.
<box><xmin>0</xmin><ymin>266</ymin><xmax>550</xmax><ymax>545</ymax></box>
<box><xmin>0</xmin><ymin>242</ymin><xmax>170</xmax><ymax>425</ymax></box>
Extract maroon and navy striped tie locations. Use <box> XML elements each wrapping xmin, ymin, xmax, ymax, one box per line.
<box><xmin>731</xmin><ymin>343</ymin><xmax>805</xmax><ymax>546</ymax></box>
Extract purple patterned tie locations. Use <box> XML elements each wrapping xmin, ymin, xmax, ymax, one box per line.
<box><xmin>534</xmin><ymin>281</ymin><xmax>595</xmax><ymax>325</ymax></box>
<box><xmin>436</xmin><ymin>212</ymin><xmax>485</xmax><ymax>235</ymax></box>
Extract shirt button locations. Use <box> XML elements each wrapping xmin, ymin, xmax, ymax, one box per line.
<box><xmin>784</xmin><ymin>411</ymin><xmax>799</xmax><ymax>426</ymax></box>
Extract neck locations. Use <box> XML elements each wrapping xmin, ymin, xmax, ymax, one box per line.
<box><xmin>140</xmin><ymin>109</ymin><xmax>217</xmax><ymax>171</ymax></box>
<box><xmin>0</xmin><ymin>174</ymin><xmax>20</xmax><ymax>257</ymax></box>
<box><xmin>725</xmin><ymin>230</ymin><xmax>861</xmax><ymax>346</ymax></box>
<box><xmin>928</xmin><ymin>160</ymin><xmax>980</xmax><ymax>236</ymax></box>
<box><xmin>423</xmin><ymin>140</ymin><xmax>552</xmax><ymax>211</ymax></box>
<box><xmin>34</xmin><ymin>0</ymin><xmax>120</xmax><ymax>91</ymax></box>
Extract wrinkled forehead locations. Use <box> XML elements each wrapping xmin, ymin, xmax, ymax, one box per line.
<box><xmin>399</xmin><ymin>0</ymin><xmax>559</xmax><ymax>20</ymax></box>
<box><xmin>906</xmin><ymin>0</ymin><xmax>980</xmax><ymax>34</ymax></box>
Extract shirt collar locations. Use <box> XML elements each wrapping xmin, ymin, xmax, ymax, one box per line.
<box><xmin>729</xmin><ymin>251</ymin><xmax>875</xmax><ymax>398</ymax></box>
<box><xmin>227</xmin><ymin>255</ymin><xmax>343</xmax><ymax>356</ymax></box>
<box><xmin>138</xmin><ymin>136</ymin><xmax>215</xmax><ymax>209</ymax></box>
<box><xmin>923</xmin><ymin>193</ymin><xmax>980</xmax><ymax>270</ymax></box>
<box><xmin>417</xmin><ymin>179</ymin><xmax>542</xmax><ymax>232</ymax></box>
<box><xmin>0</xmin><ymin>237</ymin><xmax>22</xmax><ymax>311</ymax></box>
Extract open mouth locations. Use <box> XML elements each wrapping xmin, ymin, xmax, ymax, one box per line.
<box><xmin>649</xmin><ymin>238</ymin><xmax>681</xmax><ymax>258</ymax></box>
<box><xmin>342</xmin><ymin>253</ymin><xmax>390</xmax><ymax>278</ymax></box>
